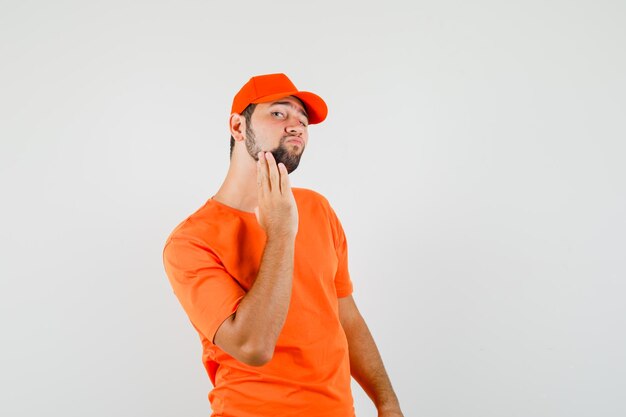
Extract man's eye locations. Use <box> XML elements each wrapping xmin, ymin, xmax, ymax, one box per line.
<box><xmin>271</xmin><ymin>111</ymin><xmax>284</xmax><ymax>117</ymax></box>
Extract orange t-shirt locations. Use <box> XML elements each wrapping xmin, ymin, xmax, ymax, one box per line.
<box><xmin>162</xmin><ymin>187</ymin><xmax>355</xmax><ymax>417</ymax></box>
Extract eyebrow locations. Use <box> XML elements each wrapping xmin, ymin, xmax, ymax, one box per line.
<box><xmin>270</xmin><ymin>101</ymin><xmax>309</xmax><ymax>121</ymax></box>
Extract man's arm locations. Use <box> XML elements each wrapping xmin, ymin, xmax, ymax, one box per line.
<box><xmin>213</xmin><ymin>151</ymin><xmax>298</xmax><ymax>367</ymax></box>
<box><xmin>338</xmin><ymin>295</ymin><xmax>404</xmax><ymax>417</ymax></box>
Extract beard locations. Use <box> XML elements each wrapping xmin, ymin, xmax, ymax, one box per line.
<box><xmin>245</xmin><ymin>125</ymin><xmax>304</xmax><ymax>174</ymax></box>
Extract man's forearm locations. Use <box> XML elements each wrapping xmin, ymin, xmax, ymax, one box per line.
<box><xmin>233</xmin><ymin>234</ymin><xmax>295</xmax><ymax>354</ymax></box>
<box><xmin>213</xmin><ymin>233</ymin><xmax>296</xmax><ymax>366</ymax></box>
<box><xmin>343</xmin><ymin>314</ymin><xmax>402</xmax><ymax>413</ymax></box>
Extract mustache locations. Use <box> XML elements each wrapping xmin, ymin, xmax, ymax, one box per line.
<box><xmin>282</xmin><ymin>135</ymin><xmax>303</xmax><ymax>143</ymax></box>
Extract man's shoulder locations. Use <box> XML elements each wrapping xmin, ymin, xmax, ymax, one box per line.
<box><xmin>163</xmin><ymin>199</ymin><xmax>229</xmax><ymax>248</ymax></box>
<box><xmin>292</xmin><ymin>187</ymin><xmax>342</xmax><ymax>226</ymax></box>
<box><xmin>292</xmin><ymin>187</ymin><xmax>331</xmax><ymax>207</ymax></box>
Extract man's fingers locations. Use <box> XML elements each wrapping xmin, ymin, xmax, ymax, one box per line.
<box><xmin>257</xmin><ymin>151</ymin><xmax>270</xmax><ymax>195</ymax></box>
<box><xmin>258</xmin><ymin>151</ymin><xmax>291</xmax><ymax>196</ymax></box>
<box><xmin>265</xmin><ymin>152</ymin><xmax>280</xmax><ymax>193</ymax></box>
<box><xmin>278</xmin><ymin>162</ymin><xmax>291</xmax><ymax>194</ymax></box>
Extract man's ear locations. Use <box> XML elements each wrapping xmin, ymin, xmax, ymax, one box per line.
<box><xmin>229</xmin><ymin>113</ymin><xmax>245</xmax><ymax>142</ymax></box>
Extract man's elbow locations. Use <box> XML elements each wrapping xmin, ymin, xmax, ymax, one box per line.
<box><xmin>214</xmin><ymin>315</ymin><xmax>275</xmax><ymax>367</ymax></box>
<box><xmin>237</xmin><ymin>343</ymin><xmax>274</xmax><ymax>367</ymax></box>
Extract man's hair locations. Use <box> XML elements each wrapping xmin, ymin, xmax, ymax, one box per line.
<box><xmin>230</xmin><ymin>103</ymin><xmax>257</xmax><ymax>159</ymax></box>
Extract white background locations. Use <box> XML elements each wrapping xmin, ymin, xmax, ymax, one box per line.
<box><xmin>1</xmin><ymin>1</ymin><xmax>625</xmax><ymax>416</ymax></box>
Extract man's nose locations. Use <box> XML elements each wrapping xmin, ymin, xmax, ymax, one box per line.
<box><xmin>285</xmin><ymin>121</ymin><xmax>304</xmax><ymax>136</ymax></box>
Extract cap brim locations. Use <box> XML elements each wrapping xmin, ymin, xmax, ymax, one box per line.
<box><xmin>251</xmin><ymin>90</ymin><xmax>328</xmax><ymax>125</ymax></box>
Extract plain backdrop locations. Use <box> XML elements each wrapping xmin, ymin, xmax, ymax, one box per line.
<box><xmin>1</xmin><ymin>1</ymin><xmax>625</xmax><ymax>416</ymax></box>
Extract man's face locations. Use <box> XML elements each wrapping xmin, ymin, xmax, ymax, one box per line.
<box><xmin>244</xmin><ymin>96</ymin><xmax>309</xmax><ymax>174</ymax></box>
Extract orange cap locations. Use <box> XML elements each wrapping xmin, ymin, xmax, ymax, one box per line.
<box><xmin>231</xmin><ymin>73</ymin><xmax>328</xmax><ymax>124</ymax></box>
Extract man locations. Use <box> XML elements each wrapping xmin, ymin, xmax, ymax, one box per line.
<box><xmin>162</xmin><ymin>73</ymin><xmax>403</xmax><ymax>417</ymax></box>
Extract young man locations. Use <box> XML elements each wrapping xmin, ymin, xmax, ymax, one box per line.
<box><xmin>162</xmin><ymin>73</ymin><xmax>403</xmax><ymax>417</ymax></box>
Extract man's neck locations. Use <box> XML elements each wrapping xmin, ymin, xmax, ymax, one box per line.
<box><xmin>212</xmin><ymin>161</ymin><xmax>258</xmax><ymax>213</ymax></box>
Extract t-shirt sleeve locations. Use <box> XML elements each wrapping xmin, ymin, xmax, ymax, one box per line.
<box><xmin>163</xmin><ymin>237</ymin><xmax>246</xmax><ymax>343</ymax></box>
<box><xmin>327</xmin><ymin>203</ymin><xmax>354</xmax><ymax>298</ymax></box>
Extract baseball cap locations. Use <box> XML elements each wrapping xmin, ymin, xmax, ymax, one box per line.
<box><xmin>231</xmin><ymin>73</ymin><xmax>328</xmax><ymax>125</ymax></box>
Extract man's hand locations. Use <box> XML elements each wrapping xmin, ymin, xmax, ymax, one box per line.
<box><xmin>254</xmin><ymin>151</ymin><xmax>298</xmax><ymax>239</ymax></box>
